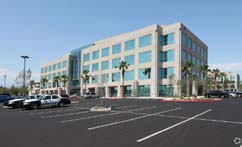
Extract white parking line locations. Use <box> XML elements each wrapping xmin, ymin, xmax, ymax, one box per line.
<box><xmin>88</xmin><ymin>107</ymin><xmax>181</xmax><ymax>130</ymax></box>
<box><xmin>41</xmin><ymin>111</ymin><xmax>90</xmax><ymax>118</ymax></box>
<box><xmin>29</xmin><ymin>107</ymin><xmax>90</xmax><ymax>115</ymax></box>
<box><xmin>114</xmin><ymin>105</ymin><xmax>136</xmax><ymax>109</ymax></box>
<box><xmin>60</xmin><ymin>106</ymin><xmax>157</xmax><ymax>123</ymax></box>
<box><xmin>136</xmin><ymin>109</ymin><xmax>212</xmax><ymax>143</ymax></box>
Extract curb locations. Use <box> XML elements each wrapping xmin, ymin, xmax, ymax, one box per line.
<box><xmin>160</xmin><ymin>98</ymin><xmax>222</xmax><ymax>103</ymax></box>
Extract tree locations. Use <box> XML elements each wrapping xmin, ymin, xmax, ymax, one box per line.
<box><xmin>29</xmin><ymin>80</ymin><xmax>35</xmax><ymax>94</ymax></box>
<box><xmin>182</xmin><ymin>61</ymin><xmax>194</xmax><ymax>98</ymax></box>
<box><xmin>61</xmin><ymin>75</ymin><xmax>69</xmax><ymax>94</ymax></box>
<box><xmin>199</xmin><ymin>64</ymin><xmax>210</xmax><ymax>95</ymax></box>
<box><xmin>80</xmin><ymin>70</ymin><xmax>90</xmax><ymax>94</ymax></box>
<box><xmin>53</xmin><ymin>76</ymin><xmax>61</xmax><ymax>94</ymax></box>
<box><xmin>115</xmin><ymin>61</ymin><xmax>129</xmax><ymax>98</ymax></box>
<box><xmin>143</xmin><ymin>68</ymin><xmax>151</xmax><ymax>79</ymax></box>
<box><xmin>219</xmin><ymin>72</ymin><xmax>226</xmax><ymax>90</ymax></box>
<box><xmin>211</xmin><ymin>69</ymin><xmax>220</xmax><ymax>90</ymax></box>
<box><xmin>41</xmin><ymin>78</ymin><xmax>48</xmax><ymax>94</ymax></box>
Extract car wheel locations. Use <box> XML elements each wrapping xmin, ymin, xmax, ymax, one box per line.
<box><xmin>229</xmin><ymin>95</ymin><xmax>233</xmax><ymax>98</ymax></box>
<box><xmin>58</xmin><ymin>102</ymin><xmax>64</xmax><ymax>107</ymax></box>
<box><xmin>31</xmin><ymin>103</ymin><xmax>38</xmax><ymax>110</ymax></box>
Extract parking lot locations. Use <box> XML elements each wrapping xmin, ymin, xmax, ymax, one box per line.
<box><xmin>1</xmin><ymin>98</ymin><xmax>242</xmax><ymax>147</ymax></box>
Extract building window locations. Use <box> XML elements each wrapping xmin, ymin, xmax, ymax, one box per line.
<box><xmin>92</xmin><ymin>50</ymin><xmax>99</xmax><ymax>60</ymax></box>
<box><xmin>125</xmin><ymin>39</ymin><xmax>135</xmax><ymax>51</ymax></box>
<box><xmin>52</xmin><ymin>73</ymin><xmax>56</xmax><ymax>78</ymax></box>
<box><xmin>139</xmin><ymin>51</ymin><xmax>151</xmax><ymax>64</ymax></box>
<box><xmin>48</xmin><ymin>66</ymin><xmax>52</xmax><ymax>71</ymax></box>
<box><xmin>159</xmin><ymin>85</ymin><xmax>174</xmax><ymax>96</ymax></box>
<box><xmin>192</xmin><ymin>41</ymin><xmax>197</xmax><ymax>52</ymax></box>
<box><xmin>124</xmin><ymin>85</ymin><xmax>132</xmax><ymax>97</ymax></box>
<box><xmin>63</xmin><ymin>61</ymin><xmax>67</xmax><ymax>68</ymax></box>
<box><xmin>53</xmin><ymin>64</ymin><xmax>56</xmax><ymax>70</ymax></box>
<box><xmin>83</xmin><ymin>65</ymin><xmax>90</xmax><ymax>72</ymax></box>
<box><xmin>41</xmin><ymin>68</ymin><xmax>44</xmax><ymax>73</ymax></box>
<box><xmin>138</xmin><ymin>85</ymin><xmax>150</xmax><ymax>97</ymax></box>
<box><xmin>124</xmin><ymin>70</ymin><xmax>134</xmax><ymax>81</ymax></box>
<box><xmin>112</xmin><ymin>44</ymin><xmax>121</xmax><ymax>54</ymax></box>
<box><xmin>161</xmin><ymin>33</ymin><xmax>174</xmax><ymax>46</ymax></box>
<box><xmin>138</xmin><ymin>68</ymin><xmax>151</xmax><ymax>80</ymax></box>
<box><xmin>101</xmin><ymin>74</ymin><xmax>109</xmax><ymax>83</ymax></box>
<box><xmin>92</xmin><ymin>63</ymin><xmax>99</xmax><ymax>72</ymax></box>
<box><xmin>45</xmin><ymin>67</ymin><xmax>48</xmax><ymax>72</ymax></box>
<box><xmin>91</xmin><ymin>75</ymin><xmax>98</xmax><ymax>84</ymax></box>
<box><xmin>48</xmin><ymin>74</ymin><xmax>52</xmax><ymax>80</ymax></box>
<box><xmin>139</xmin><ymin>34</ymin><xmax>151</xmax><ymax>48</ymax></box>
<box><xmin>57</xmin><ymin>63</ymin><xmax>62</xmax><ymax>69</ymax></box>
<box><xmin>124</xmin><ymin>55</ymin><xmax>134</xmax><ymax>65</ymax></box>
<box><xmin>101</xmin><ymin>60</ymin><xmax>109</xmax><ymax>70</ymax></box>
<box><xmin>182</xmin><ymin>33</ymin><xmax>187</xmax><ymax>46</ymax></box>
<box><xmin>110</xmin><ymin>87</ymin><xmax>118</xmax><ymax>97</ymax></box>
<box><xmin>160</xmin><ymin>67</ymin><xmax>174</xmax><ymax>79</ymax></box>
<box><xmin>62</xmin><ymin>70</ymin><xmax>67</xmax><ymax>76</ymax></box>
<box><xmin>102</xmin><ymin>47</ymin><xmax>109</xmax><ymax>57</ymax></box>
<box><xmin>112</xmin><ymin>58</ymin><xmax>121</xmax><ymax>69</ymax></box>
<box><xmin>83</xmin><ymin>53</ymin><xmax>90</xmax><ymax>62</ymax></box>
<box><xmin>182</xmin><ymin>50</ymin><xmax>187</xmax><ymax>62</ymax></box>
<box><xmin>57</xmin><ymin>72</ymin><xmax>61</xmax><ymax>76</ymax></box>
<box><xmin>187</xmin><ymin>37</ymin><xmax>192</xmax><ymax>49</ymax></box>
<box><xmin>160</xmin><ymin>50</ymin><xmax>174</xmax><ymax>62</ymax></box>
<box><xmin>112</xmin><ymin>72</ymin><xmax>120</xmax><ymax>82</ymax></box>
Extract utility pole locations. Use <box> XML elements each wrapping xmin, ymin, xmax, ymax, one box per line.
<box><xmin>21</xmin><ymin>56</ymin><xmax>29</xmax><ymax>95</ymax></box>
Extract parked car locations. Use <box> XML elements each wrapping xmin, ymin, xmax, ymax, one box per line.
<box><xmin>205</xmin><ymin>90</ymin><xmax>229</xmax><ymax>98</ymax></box>
<box><xmin>23</xmin><ymin>95</ymin><xmax>71</xmax><ymax>110</ymax></box>
<box><xmin>228</xmin><ymin>91</ymin><xmax>237</xmax><ymax>98</ymax></box>
<box><xmin>83</xmin><ymin>92</ymin><xmax>98</xmax><ymax>99</ymax></box>
<box><xmin>0</xmin><ymin>94</ymin><xmax>14</xmax><ymax>103</ymax></box>
<box><xmin>3</xmin><ymin>95</ymin><xmax>42</xmax><ymax>108</ymax></box>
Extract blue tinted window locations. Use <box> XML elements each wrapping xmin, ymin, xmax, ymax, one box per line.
<box><xmin>159</xmin><ymin>85</ymin><xmax>173</xmax><ymax>96</ymax></box>
<box><xmin>83</xmin><ymin>65</ymin><xmax>90</xmax><ymax>72</ymax></box>
<box><xmin>41</xmin><ymin>68</ymin><xmax>44</xmax><ymax>73</ymax></box>
<box><xmin>48</xmin><ymin>66</ymin><xmax>52</xmax><ymax>71</ymax></box>
<box><xmin>187</xmin><ymin>37</ymin><xmax>192</xmax><ymax>49</ymax></box>
<box><xmin>52</xmin><ymin>73</ymin><xmax>56</xmax><ymax>78</ymax></box>
<box><xmin>125</xmin><ymin>55</ymin><xmax>134</xmax><ymax>65</ymax></box>
<box><xmin>53</xmin><ymin>64</ymin><xmax>56</xmax><ymax>70</ymax></box>
<box><xmin>112</xmin><ymin>44</ymin><xmax>121</xmax><ymax>54</ymax></box>
<box><xmin>139</xmin><ymin>34</ymin><xmax>151</xmax><ymax>48</ymax></box>
<box><xmin>138</xmin><ymin>68</ymin><xmax>151</xmax><ymax>80</ymax></box>
<box><xmin>124</xmin><ymin>70</ymin><xmax>134</xmax><ymax>81</ymax></box>
<box><xmin>125</xmin><ymin>39</ymin><xmax>135</xmax><ymax>51</ymax></box>
<box><xmin>160</xmin><ymin>50</ymin><xmax>174</xmax><ymax>62</ymax></box>
<box><xmin>112</xmin><ymin>72</ymin><xmax>120</xmax><ymax>82</ymax></box>
<box><xmin>138</xmin><ymin>85</ymin><xmax>150</xmax><ymax>97</ymax></box>
<box><xmin>92</xmin><ymin>50</ymin><xmax>99</xmax><ymax>60</ymax></box>
<box><xmin>182</xmin><ymin>50</ymin><xmax>187</xmax><ymax>62</ymax></box>
<box><xmin>92</xmin><ymin>63</ymin><xmax>99</xmax><ymax>72</ymax></box>
<box><xmin>62</xmin><ymin>71</ymin><xmax>67</xmax><ymax>76</ymax></box>
<box><xmin>101</xmin><ymin>60</ymin><xmax>109</xmax><ymax>70</ymax></box>
<box><xmin>91</xmin><ymin>75</ymin><xmax>98</xmax><ymax>84</ymax></box>
<box><xmin>182</xmin><ymin>33</ymin><xmax>187</xmax><ymax>46</ymax></box>
<box><xmin>101</xmin><ymin>74</ymin><xmax>109</xmax><ymax>83</ymax></box>
<box><xmin>48</xmin><ymin>74</ymin><xmax>52</xmax><ymax>80</ymax></box>
<box><xmin>139</xmin><ymin>51</ymin><xmax>151</xmax><ymax>64</ymax></box>
<box><xmin>83</xmin><ymin>53</ymin><xmax>90</xmax><ymax>62</ymax></box>
<box><xmin>160</xmin><ymin>67</ymin><xmax>174</xmax><ymax>79</ymax></box>
<box><xmin>102</xmin><ymin>47</ymin><xmax>109</xmax><ymax>57</ymax></box>
<box><xmin>161</xmin><ymin>33</ymin><xmax>174</xmax><ymax>45</ymax></box>
<box><xmin>112</xmin><ymin>58</ymin><xmax>121</xmax><ymax>69</ymax></box>
<box><xmin>62</xmin><ymin>61</ymin><xmax>67</xmax><ymax>68</ymax></box>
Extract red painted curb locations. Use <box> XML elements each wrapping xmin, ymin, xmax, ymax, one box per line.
<box><xmin>160</xmin><ymin>99</ymin><xmax>222</xmax><ymax>103</ymax></box>
<box><xmin>106</xmin><ymin>98</ymin><xmax>117</xmax><ymax>101</ymax></box>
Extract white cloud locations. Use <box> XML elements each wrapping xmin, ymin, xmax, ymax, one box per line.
<box><xmin>209</xmin><ymin>62</ymin><xmax>242</xmax><ymax>75</ymax></box>
<box><xmin>0</xmin><ymin>67</ymin><xmax>40</xmax><ymax>87</ymax></box>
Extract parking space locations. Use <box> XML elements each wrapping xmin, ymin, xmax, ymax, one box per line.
<box><xmin>1</xmin><ymin>98</ymin><xmax>242</xmax><ymax>147</ymax></box>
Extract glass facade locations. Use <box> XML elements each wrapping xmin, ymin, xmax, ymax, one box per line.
<box><xmin>182</xmin><ymin>33</ymin><xmax>187</xmax><ymax>46</ymax></box>
<box><xmin>102</xmin><ymin>47</ymin><xmax>109</xmax><ymax>57</ymax></box>
<box><xmin>124</xmin><ymin>55</ymin><xmax>134</xmax><ymax>65</ymax></box>
<box><xmin>182</xmin><ymin>50</ymin><xmax>187</xmax><ymax>62</ymax></box>
<box><xmin>112</xmin><ymin>44</ymin><xmax>121</xmax><ymax>54</ymax></box>
<box><xmin>124</xmin><ymin>85</ymin><xmax>132</xmax><ymax>97</ymax></box>
<box><xmin>112</xmin><ymin>72</ymin><xmax>120</xmax><ymax>82</ymax></box>
<box><xmin>53</xmin><ymin>64</ymin><xmax>56</xmax><ymax>70</ymax></box>
<box><xmin>112</xmin><ymin>58</ymin><xmax>121</xmax><ymax>69</ymax></box>
<box><xmin>139</xmin><ymin>34</ymin><xmax>151</xmax><ymax>48</ymax></box>
<box><xmin>57</xmin><ymin>63</ymin><xmax>62</xmax><ymax>69</ymax></box>
<box><xmin>161</xmin><ymin>33</ymin><xmax>174</xmax><ymax>45</ymax></box>
<box><xmin>101</xmin><ymin>60</ymin><xmax>109</xmax><ymax>70</ymax></box>
<box><xmin>91</xmin><ymin>75</ymin><xmax>98</xmax><ymax>84</ymax></box>
<box><xmin>160</xmin><ymin>50</ymin><xmax>174</xmax><ymax>62</ymax></box>
<box><xmin>63</xmin><ymin>61</ymin><xmax>67</xmax><ymax>68</ymax></box>
<box><xmin>83</xmin><ymin>53</ymin><xmax>90</xmax><ymax>62</ymax></box>
<box><xmin>159</xmin><ymin>85</ymin><xmax>174</xmax><ymax>96</ymax></box>
<box><xmin>110</xmin><ymin>87</ymin><xmax>118</xmax><ymax>97</ymax></box>
<box><xmin>138</xmin><ymin>68</ymin><xmax>151</xmax><ymax>80</ymax></box>
<box><xmin>138</xmin><ymin>85</ymin><xmax>150</xmax><ymax>97</ymax></box>
<box><xmin>92</xmin><ymin>50</ymin><xmax>99</xmax><ymax>60</ymax></box>
<box><xmin>101</xmin><ymin>74</ymin><xmax>109</xmax><ymax>83</ymax></box>
<box><xmin>187</xmin><ymin>37</ymin><xmax>192</xmax><ymax>49</ymax></box>
<box><xmin>125</xmin><ymin>39</ymin><xmax>135</xmax><ymax>51</ymax></box>
<box><xmin>48</xmin><ymin>66</ymin><xmax>52</xmax><ymax>71</ymax></box>
<box><xmin>160</xmin><ymin>67</ymin><xmax>174</xmax><ymax>79</ymax></box>
<box><xmin>83</xmin><ymin>65</ymin><xmax>90</xmax><ymax>71</ymax></box>
<box><xmin>124</xmin><ymin>70</ymin><xmax>134</xmax><ymax>81</ymax></box>
<box><xmin>92</xmin><ymin>63</ymin><xmax>99</xmax><ymax>72</ymax></box>
<box><xmin>139</xmin><ymin>51</ymin><xmax>151</xmax><ymax>64</ymax></box>
<box><xmin>62</xmin><ymin>70</ymin><xmax>67</xmax><ymax>76</ymax></box>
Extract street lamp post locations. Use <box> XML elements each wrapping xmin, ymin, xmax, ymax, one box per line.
<box><xmin>21</xmin><ymin>56</ymin><xmax>29</xmax><ymax>95</ymax></box>
<box><xmin>3</xmin><ymin>75</ymin><xmax>6</xmax><ymax>93</ymax></box>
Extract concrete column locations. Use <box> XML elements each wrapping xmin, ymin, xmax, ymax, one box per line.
<box><xmin>105</xmin><ymin>86</ymin><xmax>110</xmax><ymax>98</ymax></box>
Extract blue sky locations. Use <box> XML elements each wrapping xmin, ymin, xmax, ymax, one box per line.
<box><xmin>0</xmin><ymin>0</ymin><xmax>242</xmax><ymax>86</ymax></box>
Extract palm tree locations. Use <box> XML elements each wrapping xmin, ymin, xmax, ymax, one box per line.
<box><xmin>143</xmin><ymin>68</ymin><xmax>151</xmax><ymax>79</ymax></box>
<box><xmin>115</xmin><ymin>61</ymin><xmax>129</xmax><ymax>98</ymax></box>
<box><xmin>182</xmin><ymin>61</ymin><xmax>194</xmax><ymax>98</ymax></box>
<box><xmin>29</xmin><ymin>80</ymin><xmax>35</xmax><ymax>94</ymax></box>
<box><xmin>211</xmin><ymin>69</ymin><xmax>220</xmax><ymax>90</ymax></box>
<box><xmin>199</xmin><ymin>64</ymin><xmax>209</xmax><ymax>94</ymax></box>
<box><xmin>53</xmin><ymin>76</ymin><xmax>61</xmax><ymax>94</ymax></box>
<box><xmin>61</xmin><ymin>75</ymin><xmax>69</xmax><ymax>94</ymax></box>
<box><xmin>41</xmin><ymin>78</ymin><xmax>48</xmax><ymax>94</ymax></box>
<box><xmin>219</xmin><ymin>72</ymin><xmax>226</xmax><ymax>91</ymax></box>
<box><xmin>80</xmin><ymin>70</ymin><xmax>90</xmax><ymax>94</ymax></box>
